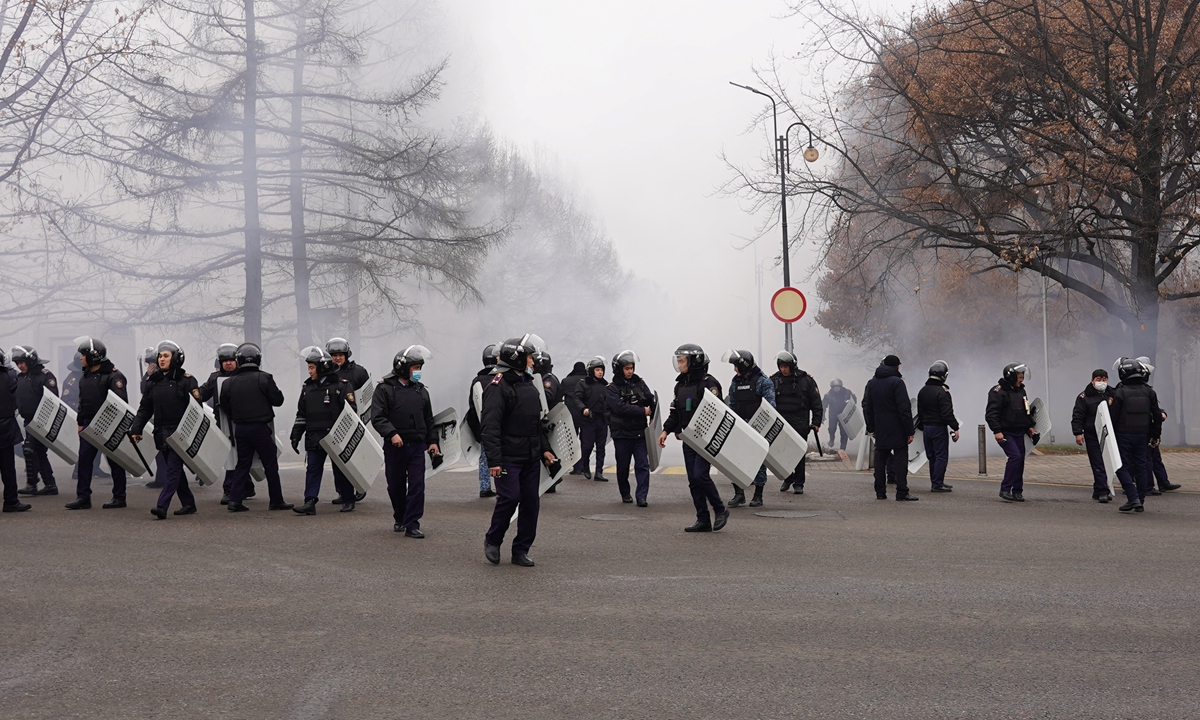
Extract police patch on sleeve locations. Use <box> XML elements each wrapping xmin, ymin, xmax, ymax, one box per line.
<box><xmin>47</xmin><ymin>378</ymin><xmax>56</xmax><ymax>387</ymax></box>
<box><xmin>347</xmin><ymin>392</ymin><xmax>355</xmax><ymax>403</ymax></box>
<box><xmin>191</xmin><ymin>388</ymin><xmax>202</xmax><ymax>400</ymax></box>
<box><xmin>115</xmin><ymin>380</ymin><xmax>124</xmax><ymax>389</ymax></box>
<box><xmin>544</xmin><ymin>380</ymin><xmax>552</xmax><ymax>389</ymax></box>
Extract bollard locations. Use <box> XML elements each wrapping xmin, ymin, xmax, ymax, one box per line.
<box><xmin>977</xmin><ymin>424</ymin><xmax>987</xmax><ymax>476</ymax></box>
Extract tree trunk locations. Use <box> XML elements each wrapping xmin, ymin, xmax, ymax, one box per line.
<box><xmin>242</xmin><ymin>0</ymin><xmax>263</xmax><ymax>345</ymax></box>
<box><xmin>289</xmin><ymin>13</ymin><xmax>310</xmax><ymax>348</ymax></box>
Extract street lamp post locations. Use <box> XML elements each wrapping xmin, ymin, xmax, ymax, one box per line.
<box><xmin>730</xmin><ymin>82</ymin><xmax>819</xmax><ymax>354</ymax></box>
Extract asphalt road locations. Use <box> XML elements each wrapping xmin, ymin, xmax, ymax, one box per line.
<box><xmin>2</xmin><ymin>461</ymin><xmax>1198</xmax><ymax>719</ymax></box>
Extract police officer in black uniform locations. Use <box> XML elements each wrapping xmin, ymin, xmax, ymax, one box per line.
<box><xmin>659</xmin><ymin>344</ymin><xmax>730</xmax><ymax>533</ymax></box>
<box><xmin>1072</xmin><ymin>369</ymin><xmax>1114</xmax><ymax>502</ymax></box>
<box><xmin>1109</xmin><ymin>357</ymin><xmax>1162</xmax><ymax>513</ymax></box>
<box><xmin>723</xmin><ymin>349</ymin><xmax>775</xmax><ymax>508</ymax></box>
<box><xmin>371</xmin><ymin>345</ymin><xmax>437</xmax><ymax>538</ymax></box>
<box><xmin>13</xmin><ymin>346</ymin><xmax>59</xmax><ymax>497</ymax></box>
<box><xmin>465</xmin><ymin>343</ymin><xmax>500</xmax><ymax>498</ymax></box>
<box><xmin>482</xmin><ymin>334</ymin><xmax>557</xmax><ymax>567</ymax></box>
<box><xmin>570</xmin><ymin>356</ymin><xmax>610</xmax><ymax>481</ymax></box>
<box><xmin>139</xmin><ymin>347</ymin><xmax>166</xmax><ymax>489</ymax></box>
<box><xmin>985</xmin><ymin>362</ymin><xmax>1034</xmax><ymax>503</ymax></box>
<box><xmin>0</xmin><ymin>349</ymin><xmax>31</xmax><ymax>512</ymax></box>
<box><xmin>290</xmin><ymin>347</ymin><xmax>358</xmax><ymax>516</ymax></box>
<box><xmin>327</xmin><ymin>337</ymin><xmax>369</xmax><ymax>503</ymax></box>
<box><xmin>916</xmin><ymin>360</ymin><xmax>959</xmax><ymax>493</ymax></box>
<box><xmin>197</xmin><ymin>343</ymin><xmax>250</xmax><ymax>504</ymax></box>
<box><xmin>560</xmin><ymin>361</ymin><xmax>587</xmax><ymax>433</ymax></box>
<box><xmin>60</xmin><ymin>352</ymin><xmax>108</xmax><ymax>481</ymax></box>
<box><xmin>605</xmin><ymin>350</ymin><xmax>655</xmax><ymax>506</ymax></box>
<box><xmin>131</xmin><ymin>341</ymin><xmax>200</xmax><ymax>519</ymax></box>
<box><xmin>772</xmin><ymin>350</ymin><xmax>823</xmax><ymax>494</ymax></box>
<box><xmin>220</xmin><ymin>343</ymin><xmax>293</xmax><ymax>513</ymax></box>
<box><xmin>66</xmin><ymin>337</ymin><xmax>129</xmax><ymax>510</ymax></box>
<box><xmin>533</xmin><ymin>350</ymin><xmax>566</xmax><ymax>494</ymax></box>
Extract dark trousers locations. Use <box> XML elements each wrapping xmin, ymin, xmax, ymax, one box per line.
<box><xmin>873</xmin><ymin>446</ymin><xmax>909</xmax><ymax>497</ymax></box>
<box><xmin>682</xmin><ymin>444</ymin><xmax>725</xmax><ymax>523</ymax></box>
<box><xmin>76</xmin><ymin>439</ymin><xmax>126</xmax><ymax>502</ymax></box>
<box><xmin>997</xmin><ymin>432</ymin><xmax>1026</xmax><ymax>494</ymax></box>
<box><xmin>923</xmin><ymin>425</ymin><xmax>949</xmax><ymax>488</ymax></box>
<box><xmin>304</xmin><ymin>448</ymin><xmax>355</xmax><ymax>503</ymax></box>
<box><xmin>783</xmin><ymin>454</ymin><xmax>807</xmax><ymax>490</ymax></box>
<box><xmin>828</xmin><ymin>418</ymin><xmax>849</xmax><ymax>450</ymax></box>
<box><xmin>613</xmin><ymin>437</ymin><xmax>650</xmax><ymax>501</ymax></box>
<box><xmin>486</xmin><ymin>460</ymin><xmax>540</xmax><ymax>553</ymax></box>
<box><xmin>155</xmin><ymin>447</ymin><xmax>195</xmax><ymax>511</ymax></box>
<box><xmin>574</xmin><ymin>416</ymin><xmax>607</xmax><ymax>473</ymax></box>
<box><xmin>1115</xmin><ymin>433</ymin><xmax>1150</xmax><ymax>501</ymax></box>
<box><xmin>1</xmin><ymin>443</ymin><xmax>17</xmax><ymax>506</ymax></box>
<box><xmin>22</xmin><ymin>432</ymin><xmax>55</xmax><ymax>487</ymax></box>
<box><xmin>1150</xmin><ymin>445</ymin><xmax>1170</xmax><ymax>489</ymax></box>
<box><xmin>384</xmin><ymin>442</ymin><xmax>427</xmax><ymax>529</ymax></box>
<box><xmin>1083</xmin><ymin>432</ymin><xmax>1109</xmax><ymax>494</ymax></box>
<box><xmin>230</xmin><ymin>423</ymin><xmax>284</xmax><ymax>505</ymax></box>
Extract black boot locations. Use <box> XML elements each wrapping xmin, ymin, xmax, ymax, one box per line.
<box><xmin>293</xmin><ymin>499</ymin><xmax>317</xmax><ymax>515</ymax></box>
<box><xmin>17</xmin><ymin>484</ymin><xmax>38</xmax><ymax>496</ymax></box>
<box><xmin>748</xmin><ymin>485</ymin><xmax>764</xmax><ymax>508</ymax></box>
<box><xmin>1119</xmin><ymin>499</ymin><xmax>1143</xmax><ymax>513</ymax></box>
<box><xmin>728</xmin><ymin>485</ymin><xmax>746</xmax><ymax>508</ymax></box>
<box><xmin>34</xmin><ymin>484</ymin><xmax>58</xmax><ymax>496</ymax></box>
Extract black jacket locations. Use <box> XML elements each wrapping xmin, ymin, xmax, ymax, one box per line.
<box><xmin>132</xmin><ymin>367</ymin><xmax>201</xmax><ymax>450</ymax></box>
<box><xmin>371</xmin><ymin>375</ymin><xmax>436</xmax><ymax>446</ymax></box>
<box><xmin>605</xmin><ymin>374</ymin><xmax>655</xmax><ymax>439</ymax></box>
<box><xmin>772</xmin><ymin>370</ymin><xmax>822</xmax><ymax>434</ymax></box>
<box><xmin>15</xmin><ymin>364</ymin><xmax>58</xmax><ymax>423</ymax></box>
<box><xmin>863</xmin><ymin>365</ymin><xmax>913</xmax><ymax>450</ymax></box>
<box><xmin>1109</xmin><ymin>380</ymin><xmax>1162</xmax><ymax>438</ymax></box>
<box><xmin>481</xmin><ymin>370</ymin><xmax>550</xmax><ymax>465</ymax></box>
<box><xmin>0</xmin><ymin>368</ymin><xmax>21</xmax><ymax>447</ymax></box>
<box><xmin>60</xmin><ymin>360</ymin><xmax>83</xmax><ymax>411</ymax></box>
<box><xmin>985</xmin><ymin>379</ymin><xmax>1032</xmax><ymax>434</ymax></box>
<box><xmin>822</xmin><ymin>386</ymin><xmax>856</xmax><ymax>418</ymax></box>
<box><xmin>464</xmin><ymin>366</ymin><xmax>494</xmax><ymax>438</ymax></box>
<box><xmin>542</xmin><ymin>372</ymin><xmax>563</xmax><ymax>410</ymax></box>
<box><xmin>292</xmin><ymin>374</ymin><xmax>358</xmax><ymax>450</ymax></box>
<box><xmin>663</xmin><ymin>370</ymin><xmax>723</xmax><ymax>434</ymax></box>
<box><xmin>916</xmin><ymin>378</ymin><xmax>959</xmax><ymax>430</ymax></box>
<box><xmin>571</xmin><ymin>374</ymin><xmax>609</xmax><ymax>421</ymax></box>
<box><xmin>218</xmin><ymin>365</ymin><xmax>284</xmax><ymax>424</ymax></box>
<box><xmin>336</xmin><ymin>360</ymin><xmax>371</xmax><ymax>391</ymax></box>
<box><xmin>77</xmin><ymin>360</ymin><xmax>129</xmax><ymax>427</ymax></box>
<box><xmin>1070</xmin><ymin>383</ymin><xmax>1110</xmax><ymax>437</ymax></box>
<box><xmin>560</xmin><ymin>365</ymin><xmax>587</xmax><ymax>421</ymax></box>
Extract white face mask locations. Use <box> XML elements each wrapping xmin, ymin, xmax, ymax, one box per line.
<box><xmin>1093</xmin><ymin>381</ymin><xmax>1108</xmax><ymax>392</ymax></box>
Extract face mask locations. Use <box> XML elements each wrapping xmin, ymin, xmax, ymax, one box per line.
<box><xmin>1093</xmin><ymin>381</ymin><xmax>1108</xmax><ymax>392</ymax></box>
<box><xmin>410</xmin><ymin>370</ymin><xmax>422</xmax><ymax>383</ymax></box>
<box><xmin>525</xmin><ymin>366</ymin><xmax>534</xmax><ymax>376</ymax></box>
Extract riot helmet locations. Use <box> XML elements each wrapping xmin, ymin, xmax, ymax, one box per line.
<box><xmin>496</xmin><ymin>334</ymin><xmax>545</xmax><ymax>370</ymax></box>
<box><xmin>830</xmin><ymin>378</ymin><xmax>843</xmax><ymax>389</ymax></box>
<box><xmin>481</xmin><ymin>342</ymin><xmax>500</xmax><ymax>368</ymax></box>
<box><xmin>611</xmin><ymin>350</ymin><xmax>638</xmax><ymax>376</ymax></box>
<box><xmin>215</xmin><ymin>343</ymin><xmax>238</xmax><ymax>369</ymax></box>
<box><xmin>142</xmin><ymin>346</ymin><xmax>157</xmax><ymax>366</ymax></box>
<box><xmin>928</xmin><ymin>360</ymin><xmax>949</xmax><ymax>381</ymax></box>
<box><xmin>1002</xmin><ymin>362</ymin><xmax>1029</xmax><ymax>384</ymax></box>
<box><xmin>0</xmin><ymin>347</ymin><xmax>9</xmax><ymax>371</ymax></box>
<box><xmin>1135</xmin><ymin>355</ymin><xmax>1155</xmax><ymax>376</ymax></box>
<box><xmin>325</xmin><ymin>337</ymin><xmax>352</xmax><ymax>360</ymax></box>
<box><xmin>10</xmin><ymin>345</ymin><xmax>40</xmax><ymax>368</ymax></box>
<box><xmin>585</xmin><ymin>355</ymin><xmax>606</xmax><ymax>378</ymax></box>
<box><xmin>533</xmin><ymin>350</ymin><xmax>554</xmax><ymax>375</ymax></box>
<box><xmin>673</xmin><ymin>344</ymin><xmax>708</xmax><ymax>375</ymax></box>
<box><xmin>156</xmin><ymin>340</ymin><xmax>185</xmax><ymax>370</ymax></box>
<box><xmin>235</xmin><ymin>342</ymin><xmax>262</xmax><ymax>367</ymax></box>
<box><xmin>721</xmin><ymin>349</ymin><xmax>755</xmax><ymax>373</ymax></box>
<box><xmin>74</xmin><ymin>336</ymin><xmax>108</xmax><ymax>367</ymax></box>
<box><xmin>1116</xmin><ymin>357</ymin><xmax>1150</xmax><ymax>383</ymax></box>
<box><xmin>392</xmin><ymin>344</ymin><xmax>432</xmax><ymax>378</ymax></box>
<box><xmin>302</xmin><ymin>346</ymin><xmax>337</xmax><ymax>376</ymax></box>
<box><xmin>775</xmin><ymin>351</ymin><xmax>798</xmax><ymax>371</ymax></box>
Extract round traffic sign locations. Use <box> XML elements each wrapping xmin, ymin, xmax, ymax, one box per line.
<box><xmin>770</xmin><ymin>287</ymin><xmax>807</xmax><ymax>323</ymax></box>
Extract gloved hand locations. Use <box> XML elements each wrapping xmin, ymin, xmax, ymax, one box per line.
<box><xmin>290</xmin><ymin>437</ymin><xmax>301</xmax><ymax>454</ymax></box>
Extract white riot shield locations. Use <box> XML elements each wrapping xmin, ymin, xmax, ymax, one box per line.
<box><xmin>165</xmin><ymin>398</ymin><xmax>231</xmax><ymax>486</ymax></box>
<box><xmin>679</xmin><ymin>390</ymin><xmax>769</xmax><ymax>489</ymax></box>
<box><xmin>532</xmin><ymin>373</ymin><xmax>551</xmax><ymax>420</ymax></box>
<box><xmin>355</xmin><ymin>377</ymin><xmax>375</xmax><ymax>425</ymax></box>
<box><xmin>425</xmin><ymin>408</ymin><xmax>463</xmax><ymax>478</ymax></box>
<box><xmin>1094</xmin><ymin>401</ymin><xmax>1123</xmax><ymax>494</ymax></box>
<box><xmin>907</xmin><ymin>398</ymin><xmax>928</xmax><ymax>474</ymax></box>
<box><xmin>839</xmin><ymin>399</ymin><xmax>865</xmax><ymax>440</ymax></box>
<box><xmin>320</xmin><ymin>403</ymin><xmax>384</xmax><ymax>494</ymax></box>
<box><xmin>213</xmin><ymin>376</ymin><xmax>233</xmax><ymax>437</ymax></box>
<box><xmin>748</xmin><ymin>400</ymin><xmax>808</xmax><ymax>481</ymax></box>
<box><xmin>645</xmin><ymin>392</ymin><xmax>663</xmax><ymax>472</ymax></box>
<box><xmin>855</xmin><ymin>432</ymin><xmax>871</xmax><ymax>471</ymax></box>
<box><xmin>539</xmin><ymin>403</ymin><xmax>581</xmax><ymax>493</ymax></box>
<box><xmin>1025</xmin><ymin>397</ymin><xmax>1053</xmax><ymax>454</ymax></box>
<box><xmin>26</xmin><ymin>386</ymin><xmax>79</xmax><ymax>464</ymax></box>
<box><xmin>79</xmin><ymin>390</ymin><xmax>155</xmax><ymax>477</ymax></box>
<box><xmin>459</xmin><ymin>380</ymin><xmax>486</xmax><ymax>468</ymax></box>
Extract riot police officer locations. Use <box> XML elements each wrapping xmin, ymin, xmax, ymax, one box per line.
<box><xmin>822</xmin><ymin>379</ymin><xmax>857</xmax><ymax>451</ymax></box>
<box><xmin>570</xmin><ymin>356</ymin><xmax>610</xmax><ymax>481</ymax></box>
<box><xmin>140</xmin><ymin>346</ymin><xmax>166</xmax><ymax>489</ymax></box>
<box><xmin>1134</xmin><ymin>357</ymin><xmax>1181</xmax><ymax>495</ymax></box>
<box><xmin>482</xmin><ymin>334</ymin><xmax>557</xmax><ymax>567</ymax></box>
<box><xmin>13</xmin><ymin>346</ymin><xmax>59</xmax><ymax>497</ymax></box>
<box><xmin>327</xmin><ymin>337</ymin><xmax>369</xmax><ymax>503</ymax></box>
<box><xmin>1072</xmin><ymin>369</ymin><xmax>1114</xmax><ymax>502</ymax></box>
<box><xmin>66</xmin><ymin>337</ymin><xmax>129</xmax><ymax>510</ymax></box>
<box><xmin>916</xmin><ymin>360</ymin><xmax>959</xmax><ymax>493</ymax></box>
<box><xmin>605</xmin><ymin>350</ymin><xmax>655</xmax><ymax>506</ymax></box>
<box><xmin>772</xmin><ymin>351</ymin><xmax>822</xmax><ymax>494</ymax></box>
<box><xmin>1109</xmin><ymin>357</ymin><xmax>1162</xmax><ymax>513</ymax></box>
<box><xmin>131</xmin><ymin>341</ymin><xmax>200</xmax><ymax>519</ymax></box>
<box><xmin>290</xmin><ymin>347</ymin><xmax>358</xmax><ymax>515</ymax></box>
<box><xmin>219</xmin><ymin>343</ymin><xmax>293</xmax><ymax>513</ymax></box>
<box><xmin>371</xmin><ymin>345</ymin><xmax>437</xmax><ymax>538</ymax></box>
<box><xmin>659</xmin><ymin>344</ymin><xmax>729</xmax><ymax>533</ymax></box>
<box><xmin>60</xmin><ymin>352</ymin><xmax>108</xmax><ymax>481</ymax></box>
<box><xmin>197</xmin><ymin>343</ymin><xmax>251</xmax><ymax>504</ymax></box>
<box><xmin>723</xmin><ymin>349</ymin><xmax>775</xmax><ymax>508</ymax></box>
<box><xmin>985</xmin><ymin>362</ymin><xmax>1034</xmax><ymax>502</ymax></box>
<box><xmin>464</xmin><ymin>343</ymin><xmax>500</xmax><ymax>498</ymax></box>
<box><xmin>0</xmin><ymin>349</ymin><xmax>31</xmax><ymax>512</ymax></box>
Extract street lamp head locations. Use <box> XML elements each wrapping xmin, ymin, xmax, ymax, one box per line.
<box><xmin>803</xmin><ymin>146</ymin><xmax>819</xmax><ymax>163</ymax></box>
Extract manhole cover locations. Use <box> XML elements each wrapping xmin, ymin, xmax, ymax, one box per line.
<box><xmin>754</xmin><ymin>510</ymin><xmax>821</xmax><ymax>519</ymax></box>
<box><xmin>581</xmin><ymin>514</ymin><xmax>639</xmax><ymax>521</ymax></box>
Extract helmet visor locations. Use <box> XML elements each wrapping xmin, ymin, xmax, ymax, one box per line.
<box><xmin>521</xmin><ymin>334</ymin><xmax>546</xmax><ymax>354</ymax></box>
<box><xmin>614</xmin><ymin>350</ymin><xmax>639</xmax><ymax>368</ymax></box>
<box><xmin>401</xmin><ymin>344</ymin><xmax>432</xmax><ymax>365</ymax></box>
<box><xmin>301</xmin><ymin>345</ymin><xmax>327</xmax><ymax>364</ymax></box>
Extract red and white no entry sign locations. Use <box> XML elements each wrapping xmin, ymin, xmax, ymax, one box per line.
<box><xmin>770</xmin><ymin>287</ymin><xmax>807</xmax><ymax>323</ymax></box>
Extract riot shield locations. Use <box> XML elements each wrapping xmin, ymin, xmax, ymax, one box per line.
<box><xmin>79</xmin><ymin>390</ymin><xmax>155</xmax><ymax>477</ymax></box>
<box><xmin>1094</xmin><ymin>401</ymin><xmax>1122</xmax><ymax>494</ymax></box>
<box><xmin>855</xmin><ymin>432</ymin><xmax>871</xmax><ymax>471</ymax></box>
<box><xmin>425</xmin><ymin>407</ymin><xmax>463</xmax><ymax>479</ymax></box>
<box><xmin>166</xmin><ymin>397</ymin><xmax>231</xmax><ymax>486</ymax></box>
<box><xmin>838</xmin><ymin>399</ymin><xmax>865</xmax><ymax>440</ymax></box>
<box><xmin>355</xmin><ymin>378</ymin><xmax>375</xmax><ymax>425</ymax></box>
<box><xmin>1024</xmin><ymin>397</ymin><xmax>1053</xmax><ymax>454</ymax></box>
<box><xmin>539</xmin><ymin>403</ymin><xmax>580</xmax><ymax>493</ymax></box>
<box><xmin>645</xmin><ymin>392</ymin><xmax>663</xmax><ymax>472</ymax></box>
<box><xmin>748</xmin><ymin>400</ymin><xmax>807</xmax><ymax>482</ymax></box>
<box><xmin>907</xmin><ymin>397</ymin><xmax>927</xmax><ymax>474</ymax></box>
<box><xmin>26</xmin><ymin>386</ymin><xmax>79</xmax><ymax>464</ymax></box>
<box><xmin>679</xmin><ymin>389</ymin><xmax>769</xmax><ymax>489</ymax></box>
<box><xmin>320</xmin><ymin>403</ymin><xmax>384</xmax><ymax>494</ymax></box>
